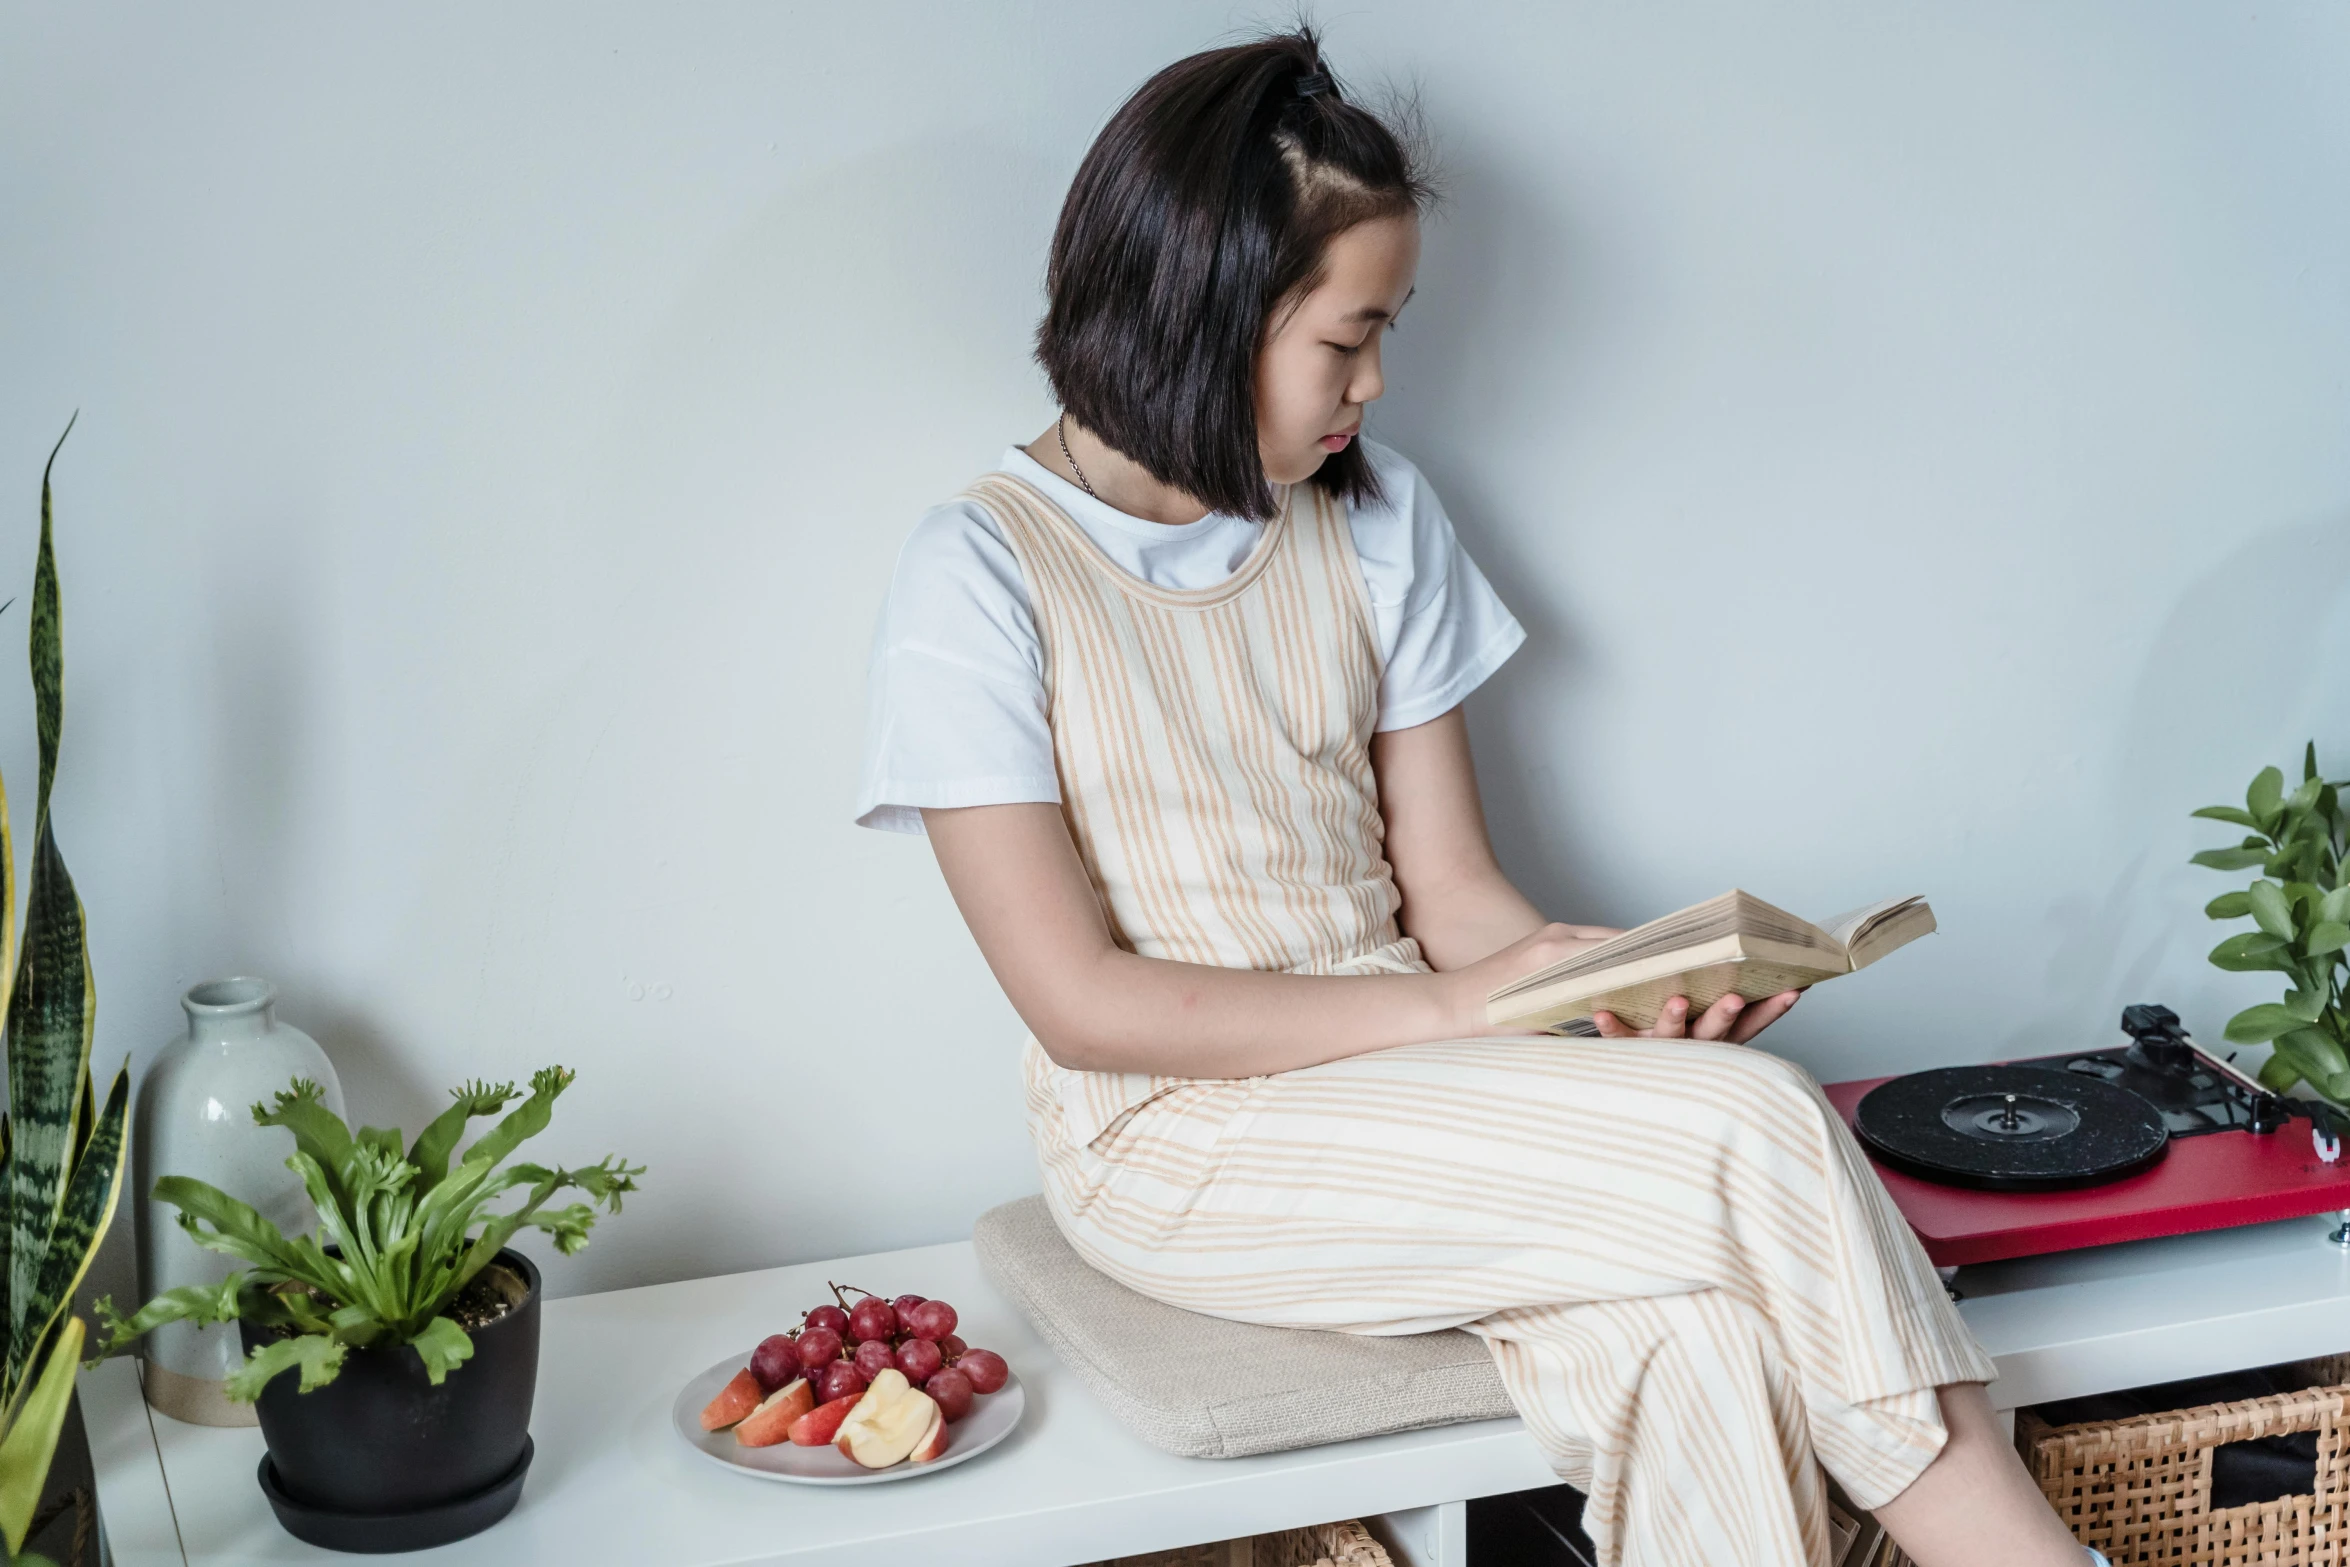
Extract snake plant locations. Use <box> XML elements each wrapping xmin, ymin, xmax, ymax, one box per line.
<box><xmin>96</xmin><ymin>1069</ymin><xmax>639</xmax><ymax>1399</ymax></box>
<box><xmin>0</xmin><ymin>420</ymin><xmax>134</xmax><ymax>1567</ymax></box>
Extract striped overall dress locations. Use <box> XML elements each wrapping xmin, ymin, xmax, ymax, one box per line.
<box><xmin>965</xmin><ymin>471</ymin><xmax>1994</xmax><ymax>1567</ymax></box>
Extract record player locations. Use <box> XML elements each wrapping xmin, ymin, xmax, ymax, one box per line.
<box><xmin>1822</xmin><ymin>1004</ymin><xmax>2350</xmax><ymax>1267</ymax></box>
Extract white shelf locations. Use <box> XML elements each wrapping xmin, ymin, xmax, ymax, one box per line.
<box><xmin>85</xmin><ymin>1211</ymin><xmax>2350</xmax><ymax>1567</ymax></box>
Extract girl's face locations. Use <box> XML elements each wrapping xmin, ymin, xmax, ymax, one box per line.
<box><xmin>1255</xmin><ymin>213</ymin><xmax>1421</xmax><ymax>487</ymax></box>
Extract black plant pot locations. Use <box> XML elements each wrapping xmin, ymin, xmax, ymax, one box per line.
<box><xmin>241</xmin><ymin>1249</ymin><xmax>539</xmax><ymax>1553</ymax></box>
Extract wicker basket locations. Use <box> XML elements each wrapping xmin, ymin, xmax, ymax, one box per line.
<box><xmin>2017</xmin><ymin>1355</ymin><xmax>2350</xmax><ymax>1564</ymax></box>
<box><xmin>1083</xmin><ymin>1517</ymin><xmax>1393</xmax><ymax>1567</ymax></box>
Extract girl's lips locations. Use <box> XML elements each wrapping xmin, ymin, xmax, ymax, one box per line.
<box><xmin>1319</xmin><ymin>431</ymin><xmax>1356</xmax><ymax>452</ymax></box>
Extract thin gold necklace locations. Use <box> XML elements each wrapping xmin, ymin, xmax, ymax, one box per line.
<box><xmin>1055</xmin><ymin>412</ymin><xmax>1098</xmax><ymax>499</ymax></box>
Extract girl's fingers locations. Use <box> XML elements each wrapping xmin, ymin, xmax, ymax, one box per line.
<box><xmin>1727</xmin><ymin>990</ymin><xmax>1801</xmax><ymax>1045</ymax></box>
<box><xmin>1648</xmin><ymin>997</ymin><xmax>1690</xmax><ymax>1038</ymax></box>
<box><xmin>1591</xmin><ymin>1010</ymin><xmax>1632</xmax><ymax>1037</ymax></box>
<box><xmin>1689</xmin><ymin>993</ymin><xmax>1746</xmax><ymax>1041</ymax></box>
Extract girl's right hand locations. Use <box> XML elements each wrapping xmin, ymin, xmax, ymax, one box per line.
<box><xmin>1443</xmin><ymin>922</ymin><xmax>1624</xmax><ymax>1037</ymax></box>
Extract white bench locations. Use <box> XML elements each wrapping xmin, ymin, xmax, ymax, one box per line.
<box><xmin>84</xmin><ymin>1207</ymin><xmax>2350</xmax><ymax>1567</ymax></box>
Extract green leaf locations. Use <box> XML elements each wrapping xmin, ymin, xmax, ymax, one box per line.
<box><xmin>5</xmin><ymin>822</ymin><xmax>94</xmax><ymax>1396</ymax></box>
<box><xmin>2287</xmin><ymin>988</ymin><xmax>2330</xmax><ymax>1024</ymax></box>
<box><xmin>226</xmin><ymin>1332</ymin><xmax>345</xmax><ymax>1402</ymax></box>
<box><xmin>16</xmin><ymin>1069</ymin><xmax>128</xmax><ymax>1387</ymax></box>
<box><xmin>2308</xmin><ymin>741</ymin><xmax>2321</xmax><ymax>784</ymax></box>
<box><xmin>408</xmin><ymin>1316</ymin><xmax>475</xmax><ymax>1385</ymax></box>
<box><xmin>0</xmin><ymin>1316</ymin><xmax>81</xmax><ymax>1556</ymax></box>
<box><xmin>89</xmin><ymin>1277</ymin><xmax>244</xmax><ymax>1358</ymax></box>
<box><xmin>2250</xmin><ymin>880</ymin><xmax>2298</xmax><ymax>940</ymax></box>
<box><xmin>2206</xmin><ymin>891</ymin><xmax>2254</xmax><ymax>920</ymax></box>
<box><xmin>2209</xmin><ymin>932</ymin><xmax>2293</xmax><ymax>971</ymax></box>
<box><xmin>2308</xmin><ymin>922</ymin><xmax>2350</xmax><ymax>958</ymax></box>
<box><xmin>2277</xmin><ymin>1026</ymin><xmax>2350</xmax><ymax>1079</ymax></box>
<box><xmin>2193</xmin><ymin>805</ymin><xmax>2263</xmax><ymax>829</ymax></box>
<box><xmin>2259</xmin><ymin>1050</ymin><xmax>2305</xmax><ymax>1092</ymax></box>
<box><xmin>2250</xmin><ymin>765</ymin><xmax>2286</xmax><ymax>826</ymax></box>
<box><xmin>2324</xmin><ymin>1070</ymin><xmax>2350</xmax><ymax>1105</ymax></box>
<box><xmin>2289</xmin><ymin>776</ymin><xmax>2325</xmax><ymax>816</ymax></box>
<box><xmin>406</xmin><ymin>1080</ymin><xmax>519</xmax><ymax>1196</ymax></box>
<box><xmin>2226</xmin><ymin>1003</ymin><xmax>2303</xmax><ymax>1043</ymax></box>
<box><xmin>250</xmin><ymin>1081</ymin><xmax>354</xmax><ymax>1188</ymax></box>
<box><xmin>2192</xmin><ymin>847</ymin><xmax>2270</xmax><ymax>871</ymax></box>
<box><xmin>2323</xmin><ymin>887</ymin><xmax>2350</xmax><ymax>926</ymax></box>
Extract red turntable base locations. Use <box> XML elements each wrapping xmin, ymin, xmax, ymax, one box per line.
<box><xmin>1824</xmin><ymin>1073</ymin><xmax>2350</xmax><ymax>1268</ymax></box>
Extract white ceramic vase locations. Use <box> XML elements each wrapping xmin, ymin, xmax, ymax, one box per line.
<box><xmin>133</xmin><ymin>977</ymin><xmax>343</xmax><ymax>1426</ymax></box>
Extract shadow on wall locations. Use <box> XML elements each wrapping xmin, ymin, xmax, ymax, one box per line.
<box><xmin>2003</xmin><ymin>508</ymin><xmax>2350</xmax><ymax>1060</ymax></box>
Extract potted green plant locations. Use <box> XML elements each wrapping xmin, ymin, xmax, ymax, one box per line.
<box><xmin>0</xmin><ymin>421</ymin><xmax>133</xmax><ymax>1567</ymax></box>
<box><xmin>2190</xmin><ymin>743</ymin><xmax>2349</xmax><ymax>1099</ymax></box>
<box><xmin>97</xmin><ymin>1069</ymin><xmax>641</xmax><ymax>1552</ymax></box>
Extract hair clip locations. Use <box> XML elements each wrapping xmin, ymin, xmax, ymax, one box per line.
<box><xmin>1295</xmin><ymin>70</ymin><xmax>1335</xmax><ymax>100</ymax></box>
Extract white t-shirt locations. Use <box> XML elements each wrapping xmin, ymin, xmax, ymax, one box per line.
<box><xmin>855</xmin><ymin>439</ymin><xmax>1524</xmax><ymax>835</ymax></box>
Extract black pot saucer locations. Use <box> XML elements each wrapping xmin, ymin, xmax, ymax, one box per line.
<box><xmin>257</xmin><ymin>1436</ymin><xmax>533</xmax><ymax>1554</ymax></box>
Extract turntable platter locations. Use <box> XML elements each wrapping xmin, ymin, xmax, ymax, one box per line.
<box><xmin>1853</xmin><ymin>1065</ymin><xmax>2168</xmax><ymax>1191</ymax></box>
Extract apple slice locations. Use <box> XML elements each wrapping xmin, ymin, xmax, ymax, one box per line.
<box><xmin>834</xmin><ymin>1370</ymin><xmax>941</xmax><ymax>1469</ymax></box>
<box><xmin>734</xmin><ymin>1378</ymin><xmax>815</xmax><ymax>1447</ymax></box>
<box><xmin>787</xmin><ymin>1392</ymin><xmax>863</xmax><ymax>1447</ymax></box>
<box><xmin>700</xmin><ymin>1367</ymin><xmax>763</xmax><ymax>1431</ymax></box>
<box><xmin>908</xmin><ymin>1404</ymin><xmax>950</xmax><ymax>1464</ymax></box>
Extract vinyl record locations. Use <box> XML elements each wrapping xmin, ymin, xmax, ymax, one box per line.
<box><xmin>1853</xmin><ymin>1065</ymin><xmax>2168</xmax><ymax>1191</ymax></box>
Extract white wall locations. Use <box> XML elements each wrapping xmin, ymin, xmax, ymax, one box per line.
<box><xmin>2</xmin><ymin>3</ymin><xmax>2344</xmax><ymax>1304</ymax></box>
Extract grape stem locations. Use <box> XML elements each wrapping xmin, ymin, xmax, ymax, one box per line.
<box><xmin>827</xmin><ymin>1280</ymin><xmax>880</xmax><ymax>1307</ymax></box>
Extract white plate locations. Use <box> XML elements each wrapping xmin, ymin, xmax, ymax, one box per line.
<box><xmin>670</xmin><ymin>1352</ymin><xmax>1025</xmax><ymax>1485</ymax></box>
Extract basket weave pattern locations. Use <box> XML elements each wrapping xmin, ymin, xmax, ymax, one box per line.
<box><xmin>2018</xmin><ymin>1357</ymin><xmax>2350</xmax><ymax>1565</ymax></box>
<box><xmin>1084</xmin><ymin>1518</ymin><xmax>1392</xmax><ymax>1567</ymax></box>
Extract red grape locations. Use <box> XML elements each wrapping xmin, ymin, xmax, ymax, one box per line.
<box><xmin>905</xmin><ymin>1299</ymin><xmax>958</xmax><ymax>1342</ymax></box>
<box><xmin>847</xmin><ymin>1298</ymin><xmax>898</xmax><ymax>1344</ymax></box>
<box><xmin>805</xmin><ymin>1304</ymin><xmax>850</xmax><ymax>1337</ymax></box>
<box><xmin>795</xmin><ymin>1326</ymin><xmax>844</xmax><ymax>1368</ymax></box>
<box><xmin>813</xmin><ymin>1361</ymin><xmax>868</xmax><ymax>1404</ymax></box>
<box><xmin>853</xmin><ymin>1339</ymin><xmax>895</xmax><ymax>1381</ymax></box>
<box><xmin>958</xmin><ymin>1348</ymin><xmax>1009</xmax><ymax>1395</ymax></box>
<box><xmin>748</xmin><ymin>1334</ymin><xmax>803</xmax><ymax>1393</ymax></box>
<box><xmin>895</xmin><ymin>1338</ymin><xmax>944</xmax><ymax>1383</ymax></box>
<box><xmin>925</xmin><ymin>1367</ymin><xmax>974</xmax><ymax>1423</ymax></box>
<box><xmin>891</xmin><ymin>1294</ymin><xmax>927</xmax><ymax>1317</ymax></box>
<box><xmin>937</xmin><ymin>1333</ymin><xmax>967</xmax><ymax>1362</ymax></box>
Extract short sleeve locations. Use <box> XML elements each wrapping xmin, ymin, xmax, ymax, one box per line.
<box><xmin>854</xmin><ymin>502</ymin><xmax>1061</xmax><ymax>835</ymax></box>
<box><xmin>1349</xmin><ymin>443</ymin><xmax>1527</xmax><ymax>732</ymax></box>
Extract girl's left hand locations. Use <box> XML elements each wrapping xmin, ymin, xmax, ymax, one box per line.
<box><xmin>1593</xmin><ymin>990</ymin><xmax>1799</xmax><ymax>1045</ymax></box>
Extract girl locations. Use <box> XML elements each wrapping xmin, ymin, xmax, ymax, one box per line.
<box><xmin>857</xmin><ymin>29</ymin><xmax>2096</xmax><ymax>1567</ymax></box>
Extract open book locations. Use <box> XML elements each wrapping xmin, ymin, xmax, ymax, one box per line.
<box><xmin>1485</xmin><ymin>890</ymin><xmax>1935</xmax><ymax>1033</ymax></box>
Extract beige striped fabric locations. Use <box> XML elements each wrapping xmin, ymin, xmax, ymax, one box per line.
<box><xmin>966</xmin><ymin>473</ymin><xmax>1426</xmax><ymax>1147</ymax></box>
<box><xmin>969</xmin><ymin>471</ymin><xmax>1995</xmax><ymax>1567</ymax></box>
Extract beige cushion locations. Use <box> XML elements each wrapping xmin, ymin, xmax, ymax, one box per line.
<box><xmin>974</xmin><ymin>1195</ymin><xmax>1514</xmax><ymax>1459</ymax></box>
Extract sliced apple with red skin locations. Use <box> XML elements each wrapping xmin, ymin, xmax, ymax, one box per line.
<box><xmin>908</xmin><ymin>1404</ymin><xmax>950</xmax><ymax>1464</ymax></box>
<box><xmin>787</xmin><ymin>1392</ymin><xmax>863</xmax><ymax>1447</ymax></box>
<box><xmin>733</xmin><ymin>1378</ymin><xmax>815</xmax><ymax>1447</ymax></box>
<box><xmin>833</xmin><ymin>1369</ymin><xmax>942</xmax><ymax>1469</ymax></box>
<box><xmin>699</xmin><ymin>1367</ymin><xmax>763</xmax><ymax>1431</ymax></box>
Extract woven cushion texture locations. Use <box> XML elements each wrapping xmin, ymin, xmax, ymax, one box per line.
<box><xmin>975</xmin><ymin>1196</ymin><xmax>1514</xmax><ymax>1459</ymax></box>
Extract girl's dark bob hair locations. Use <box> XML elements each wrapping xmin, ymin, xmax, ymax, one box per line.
<box><xmin>1036</xmin><ymin>27</ymin><xmax>1433</xmax><ymax>521</ymax></box>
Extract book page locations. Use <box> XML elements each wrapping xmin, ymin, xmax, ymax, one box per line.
<box><xmin>1825</xmin><ymin>896</ymin><xmax>1935</xmax><ymax>970</ymax></box>
<box><xmin>1489</xmin><ymin>890</ymin><xmax>1835</xmax><ymax>1002</ymax></box>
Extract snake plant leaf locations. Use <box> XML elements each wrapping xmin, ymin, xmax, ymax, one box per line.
<box><xmin>2249</xmin><ymin>765</ymin><xmax>2286</xmax><ymax>827</ymax></box>
<box><xmin>4</xmin><ymin>826</ymin><xmax>94</xmax><ymax>1393</ymax></box>
<box><xmin>0</xmin><ymin>1315</ymin><xmax>81</xmax><ymax>1557</ymax></box>
<box><xmin>409</xmin><ymin>1315</ymin><xmax>475</xmax><ymax>1386</ymax></box>
<box><xmin>2192</xmin><ymin>847</ymin><xmax>2269</xmax><ymax>871</ymax></box>
<box><xmin>226</xmin><ymin>1332</ymin><xmax>345</xmax><ymax>1403</ymax></box>
<box><xmin>15</xmin><ymin>1068</ymin><xmax>126</xmax><ymax>1389</ymax></box>
<box><xmin>2226</xmin><ymin>1003</ymin><xmax>2302</xmax><ymax>1044</ymax></box>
